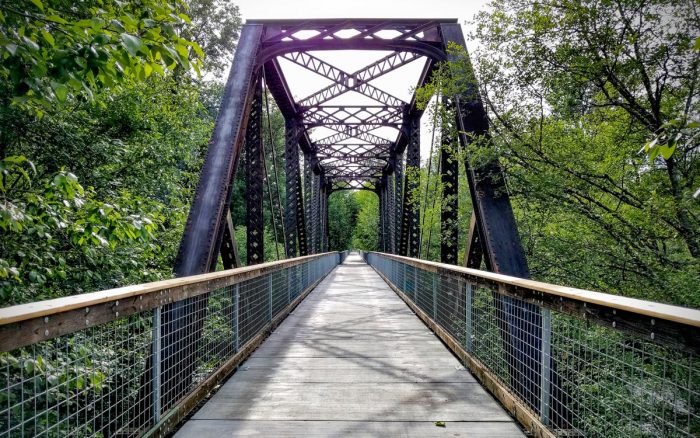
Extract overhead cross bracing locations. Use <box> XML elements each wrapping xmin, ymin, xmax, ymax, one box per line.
<box><xmin>260</xmin><ymin>19</ymin><xmax>444</xmax><ymax>191</ymax></box>
<box><xmin>171</xmin><ymin>19</ymin><xmax>544</xmax><ymax>433</ymax></box>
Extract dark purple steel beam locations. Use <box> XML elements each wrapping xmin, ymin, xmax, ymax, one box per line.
<box><xmin>166</xmin><ymin>23</ymin><xmax>263</xmax><ymax>412</ymax></box>
<box><xmin>440</xmin><ymin>22</ymin><xmax>549</xmax><ymax>421</ymax></box>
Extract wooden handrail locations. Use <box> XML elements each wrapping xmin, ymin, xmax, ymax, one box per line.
<box><xmin>369</xmin><ymin>251</ymin><xmax>700</xmax><ymax>328</ymax></box>
<box><xmin>0</xmin><ymin>252</ymin><xmax>337</xmax><ymax>326</ymax></box>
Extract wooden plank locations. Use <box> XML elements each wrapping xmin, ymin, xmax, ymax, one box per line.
<box><xmin>371</xmin><ymin>263</ymin><xmax>553</xmax><ymax>438</ymax></box>
<box><xmin>143</xmin><ymin>262</ymin><xmax>331</xmax><ymax>438</ymax></box>
<box><xmin>176</xmin><ymin>420</ymin><xmax>525</xmax><ymax>437</ymax></box>
<box><xmin>175</xmin><ymin>253</ymin><xmax>524</xmax><ymax>437</ymax></box>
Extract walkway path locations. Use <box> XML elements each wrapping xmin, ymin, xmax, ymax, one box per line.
<box><xmin>175</xmin><ymin>254</ymin><xmax>524</xmax><ymax>437</ymax></box>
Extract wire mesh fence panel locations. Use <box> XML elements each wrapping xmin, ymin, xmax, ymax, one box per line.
<box><xmin>0</xmin><ymin>253</ymin><xmax>339</xmax><ymax>438</ymax></box>
<box><xmin>366</xmin><ymin>252</ymin><xmax>699</xmax><ymax>438</ymax></box>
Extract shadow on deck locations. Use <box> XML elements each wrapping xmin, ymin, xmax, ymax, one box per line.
<box><xmin>174</xmin><ymin>254</ymin><xmax>525</xmax><ymax>437</ymax></box>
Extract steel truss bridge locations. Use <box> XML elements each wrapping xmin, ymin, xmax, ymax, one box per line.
<box><xmin>0</xmin><ymin>19</ymin><xmax>698</xmax><ymax>438</ymax></box>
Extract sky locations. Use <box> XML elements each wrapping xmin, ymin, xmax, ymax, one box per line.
<box><xmin>230</xmin><ymin>0</ymin><xmax>492</xmax><ymax>165</ymax></box>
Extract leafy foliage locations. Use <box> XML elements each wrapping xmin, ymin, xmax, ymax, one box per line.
<box><xmin>0</xmin><ymin>0</ymin><xmax>204</xmax><ymax>110</ymax></box>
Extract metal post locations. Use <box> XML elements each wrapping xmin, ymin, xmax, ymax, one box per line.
<box><xmin>285</xmin><ymin>119</ymin><xmax>300</xmax><ymax>258</ymax></box>
<box><xmin>465</xmin><ymin>283</ymin><xmax>473</xmax><ymax>353</ymax></box>
<box><xmin>245</xmin><ymin>78</ymin><xmax>265</xmax><ymax>265</ymax></box>
<box><xmin>403</xmin><ymin>263</ymin><xmax>407</xmax><ymax>292</ymax></box>
<box><xmin>234</xmin><ymin>284</ymin><xmax>240</xmax><ymax>351</ymax></box>
<box><xmin>540</xmin><ymin>308</ymin><xmax>552</xmax><ymax>425</ymax></box>
<box><xmin>151</xmin><ymin>307</ymin><xmax>161</xmax><ymax>423</ymax></box>
<box><xmin>413</xmin><ymin>268</ymin><xmax>418</xmax><ymax>302</ymax></box>
<box><xmin>440</xmin><ymin>108</ymin><xmax>458</xmax><ymax>264</ymax></box>
<box><xmin>432</xmin><ymin>274</ymin><xmax>437</xmax><ymax>320</ymax></box>
<box><xmin>268</xmin><ymin>275</ymin><xmax>273</xmax><ymax>322</ymax></box>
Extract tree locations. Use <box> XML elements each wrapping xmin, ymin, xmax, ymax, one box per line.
<box><xmin>468</xmin><ymin>0</ymin><xmax>700</xmax><ymax>304</ymax></box>
<box><xmin>328</xmin><ymin>191</ymin><xmax>359</xmax><ymax>251</ymax></box>
<box><xmin>182</xmin><ymin>0</ymin><xmax>242</xmax><ymax>76</ymax></box>
<box><xmin>0</xmin><ymin>0</ymin><xmax>219</xmax><ymax>305</ymax></box>
<box><xmin>0</xmin><ymin>0</ymin><xmax>203</xmax><ymax>114</ymax></box>
<box><xmin>351</xmin><ymin>190</ymin><xmax>379</xmax><ymax>251</ymax></box>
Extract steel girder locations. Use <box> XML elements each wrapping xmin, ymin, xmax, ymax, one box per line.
<box><xmin>393</xmin><ymin>150</ymin><xmax>404</xmax><ymax>253</ymax></box>
<box><xmin>245</xmin><ymin>79</ymin><xmax>265</xmax><ymax>265</ymax></box>
<box><xmin>440</xmin><ymin>97</ymin><xmax>459</xmax><ymax>265</ymax></box>
<box><xmin>399</xmin><ymin>115</ymin><xmax>421</xmax><ymax>257</ymax></box>
<box><xmin>440</xmin><ymin>23</ymin><xmax>553</xmax><ymax>422</ymax></box>
<box><xmin>285</xmin><ymin>120</ymin><xmax>301</xmax><ymax>257</ymax></box>
<box><xmin>303</xmin><ymin>153</ymin><xmax>313</xmax><ymax>254</ymax></box>
<box><xmin>174</xmin><ymin>20</ymin><xmax>543</xmax><ymax>422</ymax></box>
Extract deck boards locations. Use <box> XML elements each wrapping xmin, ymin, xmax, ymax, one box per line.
<box><xmin>175</xmin><ymin>254</ymin><xmax>525</xmax><ymax>437</ymax></box>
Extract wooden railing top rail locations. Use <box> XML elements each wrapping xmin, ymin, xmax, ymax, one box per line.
<box><xmin>0</xmin><ymin>252</ymin><xmax>337</xmax><ymax>327</ymax></box>
<box><xmin>368</xmin><ymin>252</ymin><xmax>700</xmax><ymax>329</ymax></box>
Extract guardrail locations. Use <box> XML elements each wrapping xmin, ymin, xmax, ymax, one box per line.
<box><xmin>0</xmin><ymin>252</ymin><xmax>341</xmax><ymax>437</ymax></box>
<box><xmin>363</xmin><ymin>251</ymin><xmax>700</xmax><ymax>438</ymax></box>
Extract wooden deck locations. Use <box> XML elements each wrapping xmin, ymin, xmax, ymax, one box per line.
<box><xmin>175</xmin><ymin>253</ymin><xmax>525</xmax><ymax>437</ymax></box>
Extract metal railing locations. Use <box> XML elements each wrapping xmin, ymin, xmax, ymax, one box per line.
<box><xmin>363</xmin><ymin>251</ymin><xmax>700</xmax><ymax>438</ymax></box>
<box><xmin>0</xmin><ymin>252</ymin><xmax>340</xmax><ymax>437</ymax></box>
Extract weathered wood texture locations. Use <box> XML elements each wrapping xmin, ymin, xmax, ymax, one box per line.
<box><xmin>175</xmin><ymin>254</ymin><xmax>524</xmax><ymax>437</ymax></box>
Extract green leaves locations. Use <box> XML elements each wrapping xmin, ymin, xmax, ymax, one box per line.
<box><xmin>29</xmin><ymin>0</ymin><xmax>44</xmax><ymax>11</ymax></box>
<box><xmin>120</xmin><ymin>33</ymin><xmax>143</xmax><ymax>56</ymax></box>
<box><xmin>0</xmin><ymin>0</ymin><xmax>204</xmax><ymax>110</ymax></box>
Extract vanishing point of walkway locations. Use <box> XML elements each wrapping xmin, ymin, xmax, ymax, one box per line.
<box><xmin>175</xmin><ymin>254</ymin><xmax>525</xmax><ymax>437</ymax></box>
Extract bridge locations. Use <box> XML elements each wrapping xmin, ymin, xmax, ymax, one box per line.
<box><xmin>0</xmin><ymin>19</ymin><xmax>698</xmax><ymax>438</ymax></box>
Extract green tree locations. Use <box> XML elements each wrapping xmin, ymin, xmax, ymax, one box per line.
<box><xmin>466</xmin><ymin>0</ymin><xmax>700</xmax><ymax>304</ymax></box>
<box><xmin>328</xmin><ymin>191</ymin><xmax>359</xmax><ymax>251</ymax></box>
<box><xmin>351</xmin><ymin>190</ymin><xmax>379</xmax><ymax>251</ymax></box>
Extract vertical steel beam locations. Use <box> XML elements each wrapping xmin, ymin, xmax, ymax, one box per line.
<box><xmin>387</xmin><ymin>173</ymin><xmax>396</xmax><ymax>253</ymax></box>
<box><xmin>394</xmin><ymin>150</ymin><xmax>404</xmax><ymax>253</ymax></box>
<box><xmin>245</xmin><ymin>78</ymin><xmax>265</xmax><ymax>265</ymax></box>
<box><xmin>284</xmin><ymin>119</ymin><xmax>300</xmax><ymax>258</ymax></box>
<box><xmin>296</xmin><ymin>174</ymin><xmax>309</xmax><ymax>256</ymax></box>
<box><xmin>440</xmin><ymin>22</ymin><xmax>542</xmax><ymax>415</ymax></box>
<box><xmin>402</xmin><ymin>116</ymin><xmax>421</xmax><ymax>257</ymax></box>
<box><xmin>163</xmin><ymin>24</ymin><xmax>263</xmax><ymax>414</ymax></box>
<box><xmin>324</xmin><ymin>182</ymin><xmax>330</xmax><ymax>251</ymax></box>
<box><xmin>311</xmin><ymin>172</ymin><xmax>320</xmax><ymax>253</ymax></box>
<box><xmin>304</xmin><ymin>154</ymin><xmax>314</xmax><ymax>253</ymax></box>
<box><xmin>440</xmin><ymin>103</ymin><xmax>459</xmax><ymax>264</ymax></box>
<box><xmin>379</xmin><ymin>182</ymin><xmax>386</xmax><ymax>252</ymax></box>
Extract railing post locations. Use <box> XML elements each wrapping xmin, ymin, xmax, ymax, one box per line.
<box><xmin>413</xmin><ymin>268</ymin><xmax>418</xmax><ymax>302</ymax></box>
<box><xmin>403</xmin><ymin>263</ymin><xmax>407</xmax><ymax>292</ymax></box>
<box><xmin>152</xmin><ymin>306</ymin><xmax>161</xmax><ymax>423</ymax></box>
<box><xmin>268</xmin><ymin>275</ymin><xmax>273</xmax><ymax>322</ymax></box>
<box><xmin>234</xmin><ymin>284</ymin><xmax>240</xmax><ymax>352</ymax></box>
<box><xmin>539</xmin><ymin>308</ymin><xmax>552</xmax><ymax>425</ymax></box>
<box><xmin>465</xmin><ymin>283</ymin><xmax>473</xmax><ymax>353</ymax></box>
<box><xmin>432</xmin><ymin>274</ymin><xmax>437</xmax><ymax>320</ymax></box>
